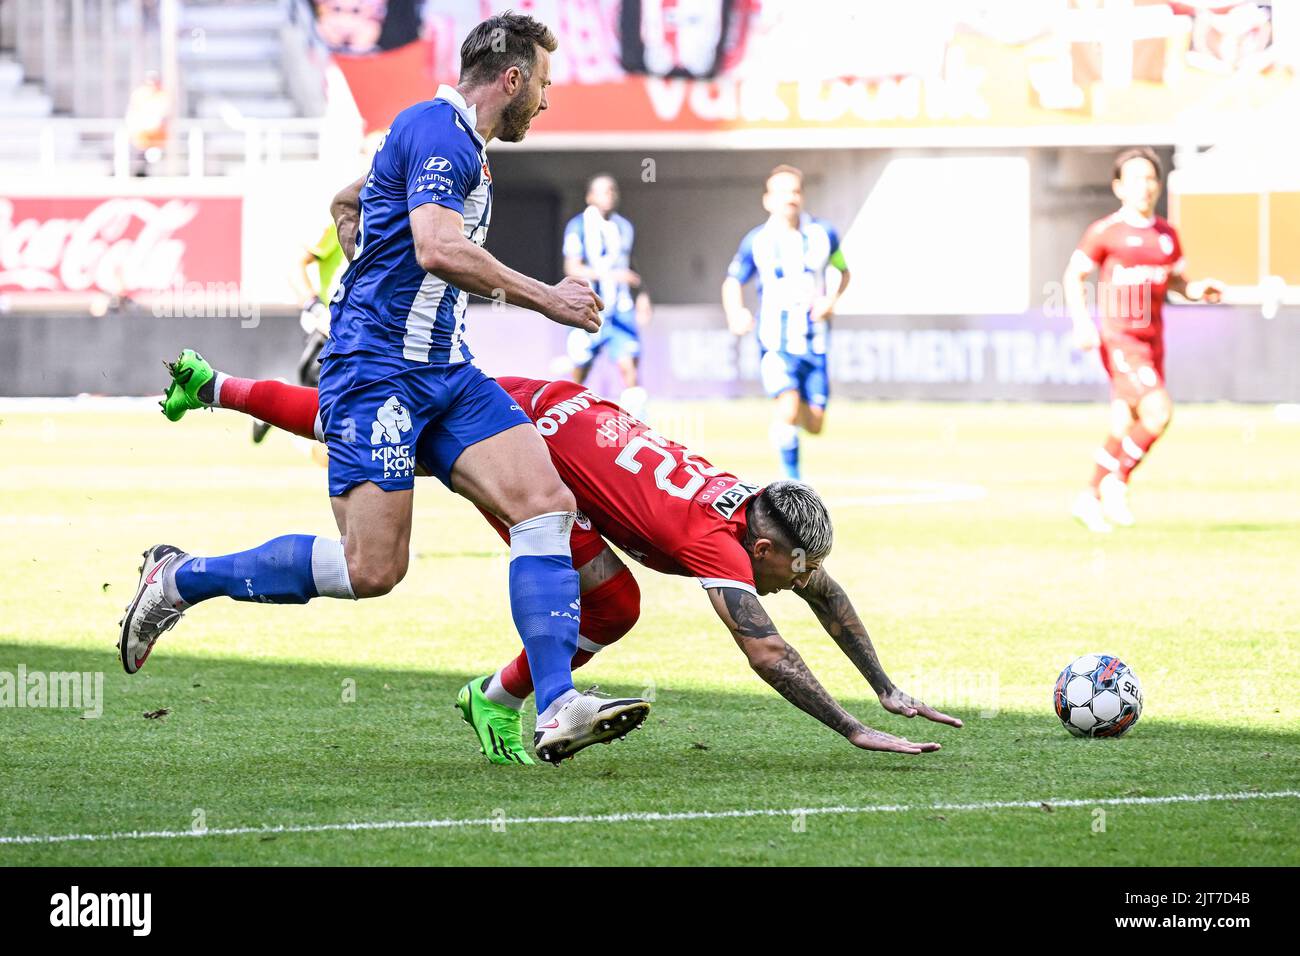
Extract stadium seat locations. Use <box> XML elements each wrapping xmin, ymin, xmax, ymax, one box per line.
<box><xmin>176</xmin><ymin>0</ymin><xmax>303</xmax><ymax>121</ymax></box>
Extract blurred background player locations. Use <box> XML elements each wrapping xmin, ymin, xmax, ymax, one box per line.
<box><xmin>124</xmin><ymin>70</ymin><xmax>170</xmax><ymax>176</ymax></box>
<box><xmin>722</xmin><ymin>165</ymin><xmax>850</xmax><ymax>481</ymax></box>
<box><xmin>1065</xmin><ymin>147</ymin><xmax>1224</xmax><ymax>532</ymax></box>
<box><xmin>248</xmin><ymin>220</ymin><xmax>348</xmax><ymax>445</ymax></box>
<box><xmin>562</xmin><ymin>174</ymin><xmax>652</xmax><ymax>419</ymax></box>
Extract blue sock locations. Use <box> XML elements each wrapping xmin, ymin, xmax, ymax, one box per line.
<box><xmin>771</xmin><ymin>422</ymin><xmax>801</xmax><ymax>480</ymax></box>
<box><xmin>172</xmin><ymin>534</ymin><xmax>353</xmax><ymax>606</ymax></box>
<box><xmin>508</xmin><ymin>513</ymin><xmax>580</xmax><ymax>713</ymax></box>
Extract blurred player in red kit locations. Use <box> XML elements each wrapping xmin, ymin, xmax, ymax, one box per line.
<box><xmin>1064</xmin><ymin>147</ymin><xmax>1224</xmax><ymax>532</ymax></box>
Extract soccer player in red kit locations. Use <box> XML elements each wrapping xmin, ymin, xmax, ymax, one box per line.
<box><xmin>159</xmin><ymin>355</ymin><xmax>961</xmax><ymax>764</ymax></box>
<box><xmin>1065</xmin><ymin>147</ymin><xmax>1223</xmax><ymax>532</ymax></box>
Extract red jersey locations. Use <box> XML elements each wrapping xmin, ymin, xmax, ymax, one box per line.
<box><xmin>497</xmin><ymin>376</ymin><xmax>762</xmax><ymax>595</ymax></box>
<box><xmin>1075</xmin><ymin>211</ymin><xmax>1184</xmax><ymax>343</ymax></box>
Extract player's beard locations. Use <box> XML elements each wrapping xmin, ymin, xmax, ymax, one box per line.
<box><xmin>498</xmin><ymin>89</ymin><xmax>536</xmax><ymax>143</ymax></box>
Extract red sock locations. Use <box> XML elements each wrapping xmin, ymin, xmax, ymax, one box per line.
<box><xmin>498</xmin><ymin>567</ymin><xmax>641</xmax><ymax>700</ymax></box>
<box><xmin>1090</xmin><ymin>435</ymin><xmax>1123</xmax><ymax>494</ymax></box>
<box><xmin>218</xmin><ymin>377</ymin><xmax>320</xmax><ymax>440</ymax></box>
<box><xmin>1117</xmin><ymin>424</ymin><xmax>1160</xmax><ymax>481</ymax></box>
<box><xmin>497</xmin><ymin>651</ymin><xmax>534</xmax><ymax>701</ymax></box>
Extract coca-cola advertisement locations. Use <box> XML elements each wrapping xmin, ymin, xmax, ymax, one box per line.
<box><xmin>0</xmin><ymin>196</ymin><xmax>242</xmax><ymax>299</ymax></box>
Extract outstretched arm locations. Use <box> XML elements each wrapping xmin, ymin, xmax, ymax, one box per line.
<box><xmin>795</xmin><ymin>568</ymin><xmax>963</xmax><ymax>728</ymax></box>
<box><xmin>707</xmin><ymin>586</ymin><xmax>940</xmax><ymax>754</ymax></box>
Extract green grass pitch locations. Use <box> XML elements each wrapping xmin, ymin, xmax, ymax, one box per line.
<box><xmin>0</xmin><ymin>397</ymin><xmax>1296</xmax><ymax>865</ymax></box>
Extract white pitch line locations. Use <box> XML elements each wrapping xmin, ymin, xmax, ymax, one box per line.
<box><xmin>2</xmin><ymin>790</ymin><xmax>1295</xmax><ymax>847</ymax></box>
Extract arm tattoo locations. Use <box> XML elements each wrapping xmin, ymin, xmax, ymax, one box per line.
<box><xmin>797</xmin><ymin>569</ymin><xmax>895</xmax><ymax>696</ymax></box>
<box><xmin>757</xmin><ymin>641</ymin><xmax>866</xmax><ymax>738</ymax></box>
<box><xmin>714</xmin><ymin>588</ymin><xmax>863</xmax><ymax>738</ymax></box>
<box><xmin>720</xmin><ymin>587</ymin><xmax>779</xmax><ymax>640</ymax></box>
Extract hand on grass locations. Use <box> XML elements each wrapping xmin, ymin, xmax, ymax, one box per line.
<box><xmin>879</xmin><ymin>687</ymin><xmax>964</xmax><ymax>728</ymax></box>
<box><xmin>848</xmin><ymin>725</ymin><xmax>942</xmax><ymax>754</ymax></box>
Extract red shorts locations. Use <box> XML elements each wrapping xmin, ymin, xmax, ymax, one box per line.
<box><xmin>478</xmin><ymin>508</ymin><xmax>608</xmax><ymax>569</ymax></box>
<box><xmin>1099</xmin><ymin>335</ymin><xmax>1165</xmax><ymax>407</ymax></box>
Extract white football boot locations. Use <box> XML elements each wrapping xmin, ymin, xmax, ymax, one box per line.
<box><xmin>1071</xmin><ymin>491</ymin><xmax>1112</xmax><ymax>534</ymax></box>
<box><xmin>1098</xmin><ymin>473</ymin><xmax>1136</xmax><ymax>528</ymax></box>
<box><xmin>533</xmin><ymin>687</ymin><xmax>650</xmax><ymax>764</ymax></box>
<box><xmin>118</xmin><ymin>544</ymin><xmax>189</xmax><ymax>674</ymax></box>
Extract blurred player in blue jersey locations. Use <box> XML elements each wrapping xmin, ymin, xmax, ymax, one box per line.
<box><xmin>722</xmin><ymin>165</ymin><xmax>851</xmax><ymax>481</ymax></box>
<box><xmin>125</xmin><ymin>12</ymin><xmax>649</xmax><ymax>763</ymax></box>
<box><xmin>562</xmin><ymin>174</ymin><xmax>652</xmax><ymax>419</ymax></box>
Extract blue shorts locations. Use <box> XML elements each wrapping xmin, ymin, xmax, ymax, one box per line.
<box><xmin>318</xmin><ymin>352</ymin><xmax>529</xmax><ymax>496</ymax></box>
<box><xmin>568</xmin><ymin>311</ymin><xmax>640</xmax><ymax>368</ymax></box>
<box><xmin>760</xmin><ymin>350</ymin><xmax>830</xmax><ymax>408</ymax></box>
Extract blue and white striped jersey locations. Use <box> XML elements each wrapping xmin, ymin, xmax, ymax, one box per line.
<box><xmin>563</xmin><ymin>209</ymin><xmax>636</xmax><ymax>314</ymax></box>
<box><xmin>323</xmin><ymin>85</ymin><xmax>492</xmax><ymax>366</ymax></box>
<box><xmin>727</xmin><ymin>215</ymin><xmax>842</xmax><ymax>357</ymax></box>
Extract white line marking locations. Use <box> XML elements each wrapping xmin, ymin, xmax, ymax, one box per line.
<box><xmin>2</xmin><ymin>790</ymin><xmax>1295</xmax><ymax>847</ymax></box>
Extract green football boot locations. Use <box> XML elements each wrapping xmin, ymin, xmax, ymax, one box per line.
<box><xmin>160</xmin><ymin>348</ymin><xmax>215</xmax><ymax>422</ymax></box>
<box><xmin>456</xmin><ymin>677</ymin><xmax>535</xmax><ymax>766</ymax></box>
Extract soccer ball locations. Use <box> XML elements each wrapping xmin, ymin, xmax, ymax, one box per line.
<box><xmin>1053</xmin><ymin>654</ymin><xmax>1143</xmax><ymax>738</ymax></box>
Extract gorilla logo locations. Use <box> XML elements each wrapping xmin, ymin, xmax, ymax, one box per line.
<box><xmin>371</xmin><ymin>396</ymin><xmax>412</xmax><ymax>444</ymax></box>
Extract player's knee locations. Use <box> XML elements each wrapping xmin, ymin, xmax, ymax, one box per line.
<box><xmin>512</xmin><ymin>481</ymin><xmax>576</xmax><ymax>524</ymax></box>
<box><xmin>804</xmin><ymin>411</ymin><xmax>826</xmax><ymax>435</ymax></box>
<box><xmin>347</xmin><ymin>571</ymin><xmax>395</xmax><ymax>599</ymax></box>
<box><xmin>345</xmin><ymin>551</ymin><xmax>407</xmax><ymax>598</ymax></box>
<box><xmin>1141</xmin><ymin>399</ymin><xmax>1172</xmax><ymax>433</ymax></box>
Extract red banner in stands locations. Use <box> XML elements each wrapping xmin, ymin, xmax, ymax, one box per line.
<box><xmin>0</xmin><ymin>196</ymin><xmax>242</xmax><ymax>298</ymax></box>
<box><xmin>329</xmin><ymin>0</ymin><xmax>1295</xmax><ymax>145</ymax></box>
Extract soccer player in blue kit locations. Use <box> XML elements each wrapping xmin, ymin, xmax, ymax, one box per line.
<box><xmin>722</xmin><ymin>165</ymin><xmax>851</xmax><ymax>481</ymax></box>
<box><xmin>562</xmin><ymin>174</ymin><xmax>652</xmax><ymax>418</ymax></box>
<box><xmin>119</xmin><ymin>12</ymin><xmax>650</xmax><ymax>763</ymax></box>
